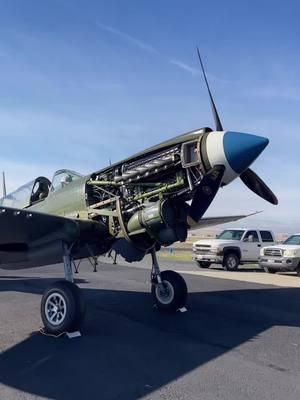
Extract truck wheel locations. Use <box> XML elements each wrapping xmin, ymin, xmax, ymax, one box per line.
<box><xmin>296</xmin><ymin>267</ymin><xmax>300</xmax><ymax>277</ymax></box>
<box><xmin>263</xmin><ymin>266</ymin><xmax>276</xmax><ymax>274</ymax></box>
<box><xmin>223</xmin><ymin>253</ymin><xmax>239</xmax><ymax>271</ymax></box>
<box><xmin>196</xmin><ymin>261</ymin><xmax>211</xmax><ymax>268</ymax></box>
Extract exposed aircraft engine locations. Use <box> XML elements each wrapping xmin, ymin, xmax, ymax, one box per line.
<box><xmin>85</xmin><ymin>129</ymin><xmax>209</xmax><ymax>257</ymax></box>
<box><xmin>85</xmin><ymin>121</ymin><xmax>276</xmax><ymax>262</ymax></box>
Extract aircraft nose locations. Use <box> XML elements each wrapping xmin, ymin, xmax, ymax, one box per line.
<box><xmin>223</xmin><ymin>131</ymin><xmax>269</xmax><ymax>174</ymax></box>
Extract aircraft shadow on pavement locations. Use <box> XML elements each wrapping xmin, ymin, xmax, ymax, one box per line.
<box><xmin>0</xmin><ymin>277</ymin><xmax>300</xmax><ymax>400</ymax></box>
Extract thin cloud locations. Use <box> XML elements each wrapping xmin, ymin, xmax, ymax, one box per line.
<box><xmin>96</xmin><ymin>22</ymin><xmax>159</xmax><ymax>55</ymax></box>
<box><xmin>96</xmin><ymin>22</ymin><xmax>201</xmax><ymax>76</ymax></box>
<box><xmin>169</xmin><ymin>59</ymin><xmax>199</xmax><ymax>75</ymax></box>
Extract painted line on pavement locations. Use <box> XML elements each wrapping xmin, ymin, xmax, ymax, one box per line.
<box><xmin>177</xmin><ymin>270</ymin><xmax>300</xmax><ymax>288</ymax></box>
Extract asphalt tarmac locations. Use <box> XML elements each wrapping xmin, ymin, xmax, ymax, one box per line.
<box><xmin>0</xmin><ymin>257</ymin><xmax>300</xmax><ymax>400</ymax></box>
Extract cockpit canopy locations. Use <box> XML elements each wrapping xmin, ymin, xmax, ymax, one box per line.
<box><xmin>0</xmin><ymin>169</ymin><xmax>83</xmax><ymax>209</ymax></box>
<box><xmin>0</xmin><ymin>176</ymin><xmax>51</xmax><ymax>208</ymax></box>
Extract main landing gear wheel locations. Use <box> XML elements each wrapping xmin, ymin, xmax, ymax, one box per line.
<box><xmin>196</xmin><ymin>261</ymin><xmax>211</xmax><ymax>268</ymax></box>
<box><xmin>41</xmin><ymin>280</ymin><xmax>86</xmax><ymax>334</ymax></box>
<box><xmin>152</xmin><ymin>270</ymin><xmax>187</xmax><ymax>311</ymax></box>
<box><xmin>223</xmin><ymin>253</ymin><xmax>239</xmax><ymax>271</ymax></box>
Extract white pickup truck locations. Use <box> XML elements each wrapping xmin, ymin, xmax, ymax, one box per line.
<box><xmin>259</xmin><ymin>233</ymin><xmax>300</xmax><ymax>275</ymax></box>
<box><xmin>193</xmin><ymin>228</ymin><xmax>275</xmax><ymax>271</ymax></box>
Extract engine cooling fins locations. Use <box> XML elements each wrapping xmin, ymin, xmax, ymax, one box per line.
<box><xmin>240</xmin><ymin>168</ymin><xmax>278</xmax><ymax>205</ymax></box>
<box><xmin>188</xmin><ymin>165</ymin><xmax>225</xmax><ymax>224</ymax></box>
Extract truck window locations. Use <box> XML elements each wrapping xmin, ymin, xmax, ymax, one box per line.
<box><xmin>217</xmin><ymin>230</ymin><xmax>245</xmax><ymax>240</ymax></box>
<box><xmin>259</xmin><ymin>231</ymin><xmax>273</xmax><ymax>242</ymax></box>
<box><xmin>244</xmin><ymin>230</ymin><xmax>259</xmax><ymax>242</ymax></box>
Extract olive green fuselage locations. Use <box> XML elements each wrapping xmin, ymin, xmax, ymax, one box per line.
<box><xmin>29</xmin><ymin>176</ymin><xmax>88</xmax><ymax>218</ymax></box>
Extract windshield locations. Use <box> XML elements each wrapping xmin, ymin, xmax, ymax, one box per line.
<box><xmin>217</xmin><ymin>230</ymin><xmax>245</xmax><ymax>240</ymax></box>
<box><xmin>0</xmin><ymin>180</ymin><xmax>34</xmax><ymax>207</ymax></box>
<box><xmin>283</xmin><ymin>235</ymin><xmax>300</xmax><ymax>245</ymax></box>
<box><xmin>51</xmin><ymin>170</ymin><xmax>82</xmax><ymax>192</ymax></box>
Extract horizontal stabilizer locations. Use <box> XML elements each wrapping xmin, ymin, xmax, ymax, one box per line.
<box><xmin>188</xmin><ymin>211</ymin><xmax>262</xmax><ymax>230</ymax></box>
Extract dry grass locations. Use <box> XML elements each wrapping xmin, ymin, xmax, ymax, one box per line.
<box><xmin>158</xmin><ymin>250</ymin><xmax>193</xmax><ymax>263</ymax></box>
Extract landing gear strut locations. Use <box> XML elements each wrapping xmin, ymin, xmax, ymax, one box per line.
<box><xmin>40</xmin><ymin>242</ymin><xmax>86</xmax><ymax>334</ymax></box>
<box><xmin>86</xmin><ymin>244</ymin><xmax>98</xmax><ymax>272</ymax></box>
<box><xmin>150</xmin><ymin>249</ymin><xmax>188</xmax><ymax>311</ymax></box>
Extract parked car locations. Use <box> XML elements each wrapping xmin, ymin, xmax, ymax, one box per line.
<box><xmin>259</xmin><ymin>233</ymin><xmax>300</xmax><ymax>275</ymax></box>
<box><xmin>193</xmin><ymin>229</ymin><xmax>275</xmax><ymax>271</ymax></box>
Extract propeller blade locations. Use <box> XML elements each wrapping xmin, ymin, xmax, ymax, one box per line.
<box><xmin>240</xmin><ymin>168</ymin><xmax>278</xmax><ymax>205</ymax></box>
<box><xmin>196</xmin><ymin>47</ymin><xmax>223</xmax><ymax>131</ymax></box>
<box><xmin>188</xmin><ymin>165</ymin><xmax>225</xmax><ymax>223</ymax></box>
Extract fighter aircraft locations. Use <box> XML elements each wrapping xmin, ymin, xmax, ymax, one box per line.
<box><xmin>0</xmin><ymin>50</ymin><xmax>278</xmax><ymax>334</ymax></box>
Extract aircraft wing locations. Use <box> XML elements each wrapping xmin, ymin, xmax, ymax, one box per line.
<box><xmin>0</xmin><ymin>206</ymin><xmax>103</xmax><ymax>268</ymax></box>
<box><xmin>0</xmin><ymin>206</ymin><xmax>80</xmax><ymax>248</ymax></box>
<box><xmin>188</xmin><ymin>212</ymin><xmax>261</xmax><ymax>230</ymax></box>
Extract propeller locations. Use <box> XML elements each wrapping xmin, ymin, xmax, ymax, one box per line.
<box><xmin>240</xmin><ymin>168</ymin><xmax>278</xmax><ymax>205</ymax></box>
<box><xmin>196</xmin><ymin>47</ymin><xmax>278</xmax><ymax>205</ymax></box>
<box><xmin>196</xmin><ymin>47</ymin><xmax>223</xmax><ymax>132</ymax></box>
<box><xmin>188</xmin><ymin>165</ymin><xmax>225</xmax><ymax>223</ymax></box>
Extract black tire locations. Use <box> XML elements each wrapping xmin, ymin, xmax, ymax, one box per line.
<box><xmin>223</xmin><ymin>253</ymin><xmax>239</xmax><ymax>271</ymax></box>
<box><xmin>151</xmin><ymin>270</ymin><xmax>187</xmax><ymax>311</ymax></box>
<box><xmin>263</xmin><ymin>266</ymin><xmax>276</xmax><ymax>274</ymax></box>
<box><xmin>41</xmin><ymin>280</ymin><xmax>86</xmax><ymax>334</ymax></box>
<box><xmin>296</xmin><ymin>267</ymin><xmax>300</xmax><ymax>277</ymax></box>
<box><xmin>196</xmin><ymin>261</ymin><xmax>211</xmax><ymax>268</ymax></box>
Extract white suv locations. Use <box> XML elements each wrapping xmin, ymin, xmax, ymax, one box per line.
<box><xmin>259</xmin><ymin>233</ymin><xmax>300</xmax><ymax>275</ymax></box>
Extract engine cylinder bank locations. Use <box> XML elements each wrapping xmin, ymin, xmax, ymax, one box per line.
<box><xmin>114</xmin><ymin>147</ymin><xmax>180</xmax><ymax>183</ymax></box>
<box><xmin>127</xmin><ymin>200</ymin><xmax>187</xmax><ymax>246</ymax></box>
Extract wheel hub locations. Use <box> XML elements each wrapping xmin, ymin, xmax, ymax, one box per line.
<box><xmin>156</xmin><ymin>281</ymin><xmax>175</xmax><ymax>305</ymax></box>
<box><xmin>45</xmin><ymin>293</ymin><xmax>67</xmax><ymax>326</ymax></box>
<box><xmin>228</xmin><ymin>257</ymin><xmax>236</xmax><ymax>268</ymax></box>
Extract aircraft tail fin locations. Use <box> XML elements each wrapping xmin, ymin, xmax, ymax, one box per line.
<box><xmin>2</xmin><ymin>171</ymin><xmax>6</xmax><ymax>197</ymax></box>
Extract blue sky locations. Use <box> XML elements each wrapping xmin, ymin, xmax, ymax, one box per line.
<box><xmin>0</xmin><ymin>0</ymin><xmax>299</xmax><ymax>232</ymax></box>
